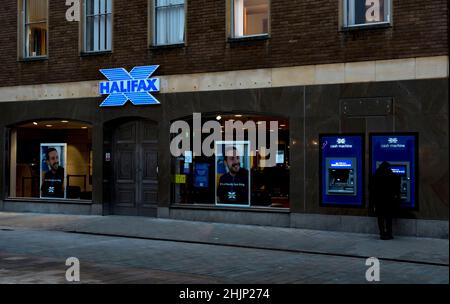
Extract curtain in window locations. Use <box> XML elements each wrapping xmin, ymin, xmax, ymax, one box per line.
<box><xmin>233</xmin><ymin>0</ymin><xmax>244</xmax><ymax>37</ymax></box>
<box><xmin>155</xmin><ymin>0</ymin><xmax>185</xmax><ymax>45</ymax></box>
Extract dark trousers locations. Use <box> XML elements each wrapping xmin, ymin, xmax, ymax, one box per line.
<box><xmin>377</xmin><ymin>215</ymin><xmax>393</xmax><ymax>237</ymax></box>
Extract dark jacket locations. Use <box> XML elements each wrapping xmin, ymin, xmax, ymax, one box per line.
<box><xmin>369</xmin><ymin>164</ymin><xmax>401</xmax><ymax>216</ymax></box>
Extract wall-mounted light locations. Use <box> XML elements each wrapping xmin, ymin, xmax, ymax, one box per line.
<box><xmin>216</xmin><ymin>115</ymin><xmax>222</xmax><ymax>121</ymax></box>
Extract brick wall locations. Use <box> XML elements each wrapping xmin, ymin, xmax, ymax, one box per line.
<box><xmin>0</xmin><ymin>0</ymin><xmax>447</xmax><ymax>87</ymax></box>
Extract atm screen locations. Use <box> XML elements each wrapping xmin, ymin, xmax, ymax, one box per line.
<box><xmin>391</xmin><ymin>165</ymin><xmax>407</xmax><ymax>176</ymax></box>
<box><xmin>329</xmin><ymin>169</ymin><xmax>350</xmax><ymax>184</ymax></box>
<box><xmin>329</xmin><ymin>160</ymin><xmax>353</xmax><ymax>169</ymax></box>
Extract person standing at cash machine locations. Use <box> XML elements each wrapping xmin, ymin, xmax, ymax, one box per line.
<box><xmin>369</xmin><ymin>161</ymin><xmax>401</xmax><ymax>240</ymax></box>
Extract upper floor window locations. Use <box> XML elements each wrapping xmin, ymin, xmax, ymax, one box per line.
<box><xmin>20</xmin><ymin>0</ymin><xmax>48</xmax><ymax>58</ymax></box>
<box><xmin>153</xmin><ymin>0</ymin><xmax>185</xmax><ymax>46</ymax></box>
<box><xmin>231</xmin><ymin>0</ymin><xmax>269</xmax><ymax>38</ymax></box>
<box><xmin>83</xmin><ymin>0</ymin><xmax>112</xmax><ymax>53</ymax></box>
<box><xmin>343</xmin><ymin>0</ymin><xmax>391</xmax><ymax>28</ymax></box>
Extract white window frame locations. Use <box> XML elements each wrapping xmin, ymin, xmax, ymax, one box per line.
<box><xmin>230</xmin><ymin>0</ymin><xmax>270</xmax><ymax>39</ymax></box>
<box><xmin>20</xmin><ymin>0</ymin><xmax>49</xmax><ymax>59</ymax></box>
<box><xmin>82</xmin><ymin>0</ymin><xmax>113</xmax><ymax>53</ymax></box>
<box><xmin>343</xmin><ymin>0</ymin><xmax>391</xmax><ymax>28</ymax></box>
<box><xmin>152</xmin><ymin>0</ymin><xmax>186</xmax><ymax>46</ymax></box>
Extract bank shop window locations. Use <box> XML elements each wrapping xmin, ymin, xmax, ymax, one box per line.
<box><xmin>8</xmin><ymin>121</ymin><xmax>93</xmax><ymax>201</ymax></box>
<box><xmin>231</xmin><ymin>0</ymin><xmax>269</xmax><ymax>38</ymax></box>
<box><xmin>153</xmin><ymin>0</ymin><xmax>185</xmax><ymax>46</ymax></box>
<box><xmin>343</xmin><ymin>0</ymin><xmax>391</xmax><ymax>28</ymax></box>
<box><xmin>170</xmin><ymin>114</ymin><xmax>290</xmax><ymax>209</ymax></box>
<box><xmin>83</xmin><ymin>0</ymin><xmax>112</xmax><ymax>52</ymax></box>
<box><xmin>20</xmin><ymin>0</ymin><xmax>48</xmax><ymax>58</ymax></box>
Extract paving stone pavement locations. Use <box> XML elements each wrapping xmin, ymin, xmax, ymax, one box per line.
<box><xmin>0</xmin><ymin>228</ymin><xmax>448</xmax><ymax>284</ymax></box>
<box><xmin>0</xmin><ymin>212</ymin><xmax>448</xmax><ymax>266</ymax></box>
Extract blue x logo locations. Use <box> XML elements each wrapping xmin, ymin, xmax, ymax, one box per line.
<box><xmin>99</xmin><ymin>65</ymin><xmax>161</xmax><ymax>107</ymax></box>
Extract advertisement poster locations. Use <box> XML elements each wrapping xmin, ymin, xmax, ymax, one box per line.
<box><xmin>215</xmin><ymin>141</ymin><xmax>251</xmax><ymax>207</ymax></box>
<box><xmin>40</xmin><ymin>143</ymin><xmax>67</xmax><ymax>199</ymax></box>
<box><xmin>193</xmin><ymin>163</ymin><xmax>209</xmax><ymax>188</ymax></box>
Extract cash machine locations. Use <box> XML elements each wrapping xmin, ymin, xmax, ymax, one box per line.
<box><xmin>320</xmin><ymin>135</ymin><xmax>364</xmax><ymax>207</ymax></box>
<box><xmin>326</xmin><ymin>158</ymin><xmax>357</xmax><ymax>195</ymax></box>
<box><xmin>370</xmin><ymin>134</ymin><xmax>417</xmax><ymax>209</ymax></box>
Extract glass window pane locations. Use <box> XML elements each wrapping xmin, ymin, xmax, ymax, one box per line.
<box><xmin>84</xmin><ymin>1</ymin><xmax>111</xmax><ymax>52</ymax></box>
<box><xmin>100</xmin><ymin>14</ymin><xmax>106</xmax><ymax>50</ymax></box>
<box><xmin>86</xmin><ymin>16</ymin><xmax>94</xmax><ymax>51</ymax></box>
<box><xmin>170</xmin><ymin>114</ymin><xmax>290</xmax><ymax>209</ymax></box>
<box><xmin>26</xmin><ymin>0</ymin><xmax>47</xmax><ymax>23</ymax></box>
<box><xmin>346</xmin><ymin>0</ymin><xmax>388</xmax><ymax>26</ymax></box>
<box><xmin>106</xmin><ymin>14</ymin><xmax>112</xmax><ymax>49</ymax></box>
<box><xmin>106</xmin><ymin>0</ymin><xmax>112</xmax><ymax>14</ymax></box>
<box><xmin>156</xmin><ymin>0</ymin><xmax>170</xmax><ymax>7</ymax></box>
<box><xmin>233</xmin><ymin>0</ymin><xmax>269</xmax><ymax>37</ymax></box>
<box><xmin>86</xmin><ymin>0</ymin><xmax>95</xmax><ymax>16</ymax></box>
<box><xmin>11</xmin><ymin>122</ymin><xmax>93</xmax><ymax>201</ymax></box>
<box><xmin>155</xmin><ymin>0</ymin><xmax>185</xmax><ymax>45</ymax></box>
<box><xmin>26</xmin><ymin>22</ymin><xmax>47</xmax><ymax>57</ymax></box>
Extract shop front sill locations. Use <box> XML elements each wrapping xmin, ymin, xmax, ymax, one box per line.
<box><xmin>170</xmin><ymin>203</ymin><xmax>290</xmax><ymax>213</ymax></box>
<box><xmin>3</xmin><ymin>197</ymin><xmax>93</xmax><ymax>205</ymax></box>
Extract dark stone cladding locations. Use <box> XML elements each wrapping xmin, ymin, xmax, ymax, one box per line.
<box><xmin>0</xmin><ymin>79</ymin><xmax>447</xmax><ymax>220</ymax></box>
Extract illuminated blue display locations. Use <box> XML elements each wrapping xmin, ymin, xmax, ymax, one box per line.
<box><xmin>99</xmin><ymin>65</ymin><xmax>160</xmax><ymax>107</ymax></box>
<box><xmin>371</xmin><ymin>134</ymin><xmax>417</xmax><ymax>209</ymax></box>
<box><xmin>320</xmin><ymin>135</ymin><xmax>364</xmax><ymax>207</ymax></box>
<box><xmin>391</xmin><ymin>166</ymin><xmax>406</xmax><ymax>175</ymax></box>
<box><xmin>330</xmin><ymin>160</ymin><xmax>353</xmax><ymax>168</ymax></box>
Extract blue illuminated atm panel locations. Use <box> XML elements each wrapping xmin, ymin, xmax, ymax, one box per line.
<box><xmin>320</xmin><ymin>134</ymin><xmax>364</xmax><ymax>207</ymax></box>
<box><xmin>370</xmin><ymin>133</ymin><xmax>418</xmax><ymax>210</ymax></box>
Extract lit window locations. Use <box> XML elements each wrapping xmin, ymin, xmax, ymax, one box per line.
<box><xmin>343</xmin><ymin>0</ymin><xmax>391</xmax><ymax>28</ymax></box>
<box><xmin>153</xmin><ymin>0</ymin><xmax>185</xmax><ymax>46</ymax></box>
<box><xmin>9</xmin><ymin>121</ymin><xmax>93</xmax><ymax>201</ymax></box>
<box><xmin>170</xmin><ymin>114</ymin><xmax>290</xmax><ymax>209</ymax></box>
<box><xmin>21</xmin><ymin>0</ymin><xmax>48</xmax><ymax>58</ymax></box>
<box><xmin>231</xmin><ymin>0</ymin><xmax>269</xmax><ymax>38</ymax></box>
<box><xmin>83</xmin><ymin>0</ymin><xmax>112</xmax><ymax>52</ymax></box>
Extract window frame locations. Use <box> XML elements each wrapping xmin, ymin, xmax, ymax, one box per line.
<box><xmin>229</xmin><ymin>0</ymin><xmax>271</xmax><ymax>39</ymax></box>
<box><xmin>6</xmin><ymin>121</ymin><xmax>94</xmax><ymax>202</ymax></box>
<box><xmin>342</xmin><ymin>0</ymin><xmax>392</xmax><ymax>29</ymax></box>
<box><xmin>169</xmin><ymin>113</ymin><xmax>290</xmax><ymax>209</ymax></box>
<box><xmin>81</xmin><ymin>0</ymin><xmax>114</xmax><ymax>54</ymax></box>
<box><xmin>19</xmin><ymin>0</ymin><xmax>49</xmax><ymax>60</ymax></box>
<box><xmin>150</xmin><ymin>0</ymin><xmax>187</xmax><ymax>47</ymax></box>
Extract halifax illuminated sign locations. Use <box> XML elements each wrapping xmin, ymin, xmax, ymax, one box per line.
<box><xmin>99</xmin><ymin>65</ymin><xmax>160</xmax><ymax>107</ymax></box>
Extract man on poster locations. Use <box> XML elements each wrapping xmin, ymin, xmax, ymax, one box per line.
<box><xmin>41</xmin><ymin>147</ymin><xmax>65</xmax><ymax>198</ymax></box>
<box><xmin>217</xmin><ymin>146</ymin><xmax>249</xmax><ymax>205</ymax></box>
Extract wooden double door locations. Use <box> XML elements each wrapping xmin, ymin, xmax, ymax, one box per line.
<box><xmin>112</xmin><ymin>120</ymin><xmax>158</xmax><ymax>216</ymax></box>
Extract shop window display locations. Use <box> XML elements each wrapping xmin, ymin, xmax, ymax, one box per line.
<box><xmin>171</xmin><ymin>114</ymin><xmax>290</xmax><ymax>208</ymax></box>
<box><xmin>8</xmin><ymin>120</ymin><xmax>93</xmax><ymax>201</ymax></box>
